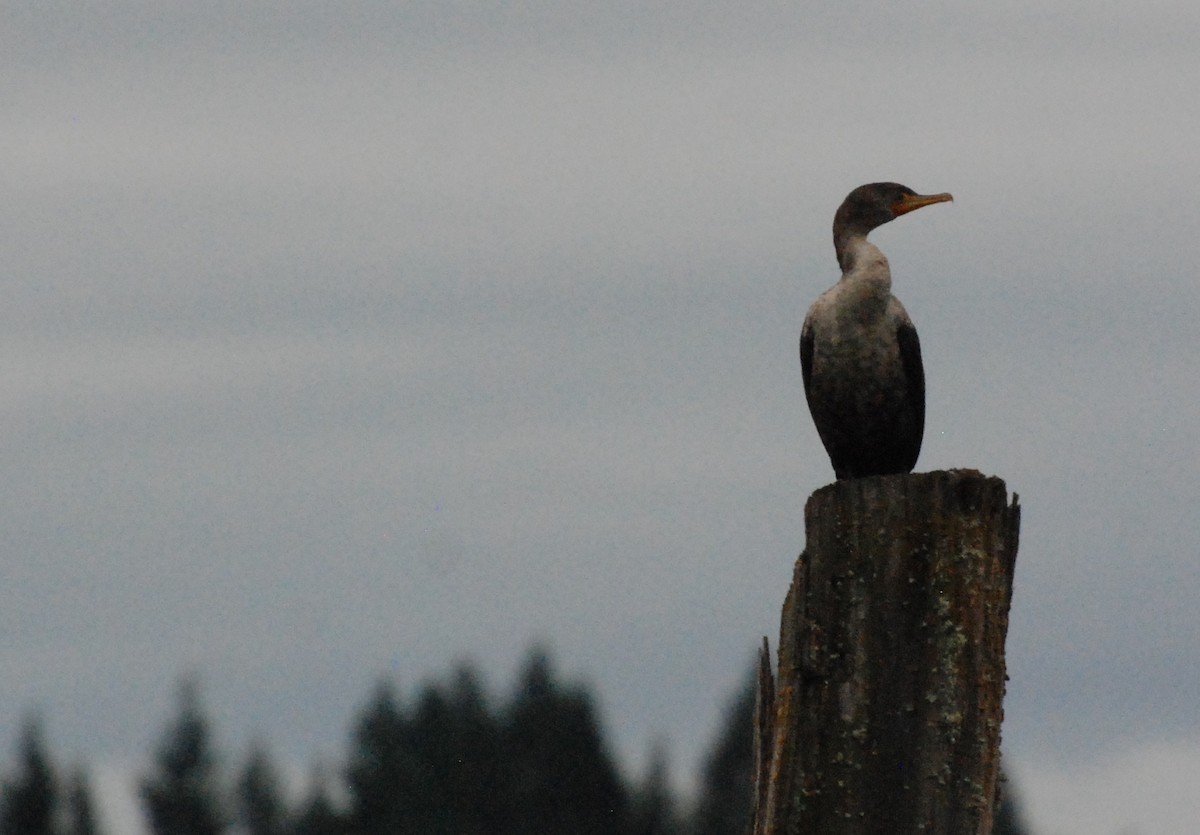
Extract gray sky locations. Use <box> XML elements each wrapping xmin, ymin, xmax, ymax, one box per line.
<box><xmin>4</xmin><ymin>3</ymin><xmax>1200</xmax><ymax>833</ymax></box>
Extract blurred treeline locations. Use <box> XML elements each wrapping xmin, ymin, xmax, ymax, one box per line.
<box><xmin>0</xmin><ymin>648</ymin><xmax>1032</xmax><ymax>835</ymax></box>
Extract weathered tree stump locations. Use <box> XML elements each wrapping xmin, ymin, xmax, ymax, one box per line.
<box><xmin>750</xmin><ymin>469</ymin><xmax>1020</xmax><ymax>835</ymax></box>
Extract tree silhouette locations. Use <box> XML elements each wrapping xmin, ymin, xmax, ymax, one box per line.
<box><xmin>692</xmin><ymin>675</ymin><xmax>754</xmax><ymax>835</ymax></box>
<box><xmin>139</xmin><ymin>679</ymin><xmax>225</xmax><ymax>835</ymax></box>
<box><xmin>237</xmin><ymin>741</ymin><xmax>286</xmax><ymax>835</ymax></box>
<box><xmin>0</xmin><ymin>715</ymin><xmax>59</xmax><ymax>835</ymax></box>
<box><xmin>502</xmin><ymin>649</ymin><xmax>630</xmax><ymax>835</ymax></box>
<box><xmin>289</xmin><ymin>767</ymin><xmax>345</xmax><ymax>835</ymax></box>
<box><xmin>344</xmin><ymin>680</ymin><xmax>408</xmax><ymax>834</ymax></box>
<box><xmin>66</xmin><ymin>768</ymin><xmax>101</xmax><ymax>835</ymax></box>
<box><xmin>629</xmin><ymin>744</ymin><xmax>682</xmax><ymax>835</ymax></box>
<box><xmin>344</xmin><ymin>667</ymin><xmax>507</xmax><ymax>834</ymax></box>
<box><xmin>290</xmin><ymin>768</ymin><xmax>344</xmax><ymax>835</ymax></box>
<box><xmin>404</xmin><ymin>666</ymin><xmax>506</xmax><ymax>834</ymax></box>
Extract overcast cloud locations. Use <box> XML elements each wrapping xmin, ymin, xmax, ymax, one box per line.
<box><xmin>4</xmin><ymin>4</ymin><xmax>1200</xmax><ymax>833</ymax></box>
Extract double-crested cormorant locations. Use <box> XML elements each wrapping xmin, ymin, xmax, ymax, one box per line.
<box><xmin>800</xmin><ymin>182</ymin><xmax>953</xmax><ymax>480</ymax></box>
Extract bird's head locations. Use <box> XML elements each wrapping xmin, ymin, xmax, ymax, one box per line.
<box><xmin>834</xmin><ymin>182</ymin><xmax>953</xmax><ymax>239</ymax></box>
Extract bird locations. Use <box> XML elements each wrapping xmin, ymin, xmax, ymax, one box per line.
<box><xmin>800</xmin><ymin>182</ymin><xmax>953</xmax><ymax>480</ymax></box>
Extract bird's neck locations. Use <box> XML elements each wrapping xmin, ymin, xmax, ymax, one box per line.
<box><xmin>836</xmin><ymin>235</ymin><xmax>891</xmax><ymax>290</ymax></box>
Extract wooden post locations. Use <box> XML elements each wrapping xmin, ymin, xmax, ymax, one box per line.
<box><xmin>750</xmin><ymin>469</ymin><xmax>1020</xmax><ymax>835</ymax></box>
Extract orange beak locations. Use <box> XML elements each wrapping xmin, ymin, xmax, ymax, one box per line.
<box><xmin>892</xmin><ymin>191</ymin><xmax>954</xmax><ymax>217</ymax></box>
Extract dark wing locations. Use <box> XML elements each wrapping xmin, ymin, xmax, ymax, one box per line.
<box><xmin>800</xmin><ymin>320</ymin><xmax>814</xmax><ymax>397</ymax></box>
<box><xmin>896</xmin><ymin>321</ymin><xmax>925</xmax><ymax>466</ymax></box>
